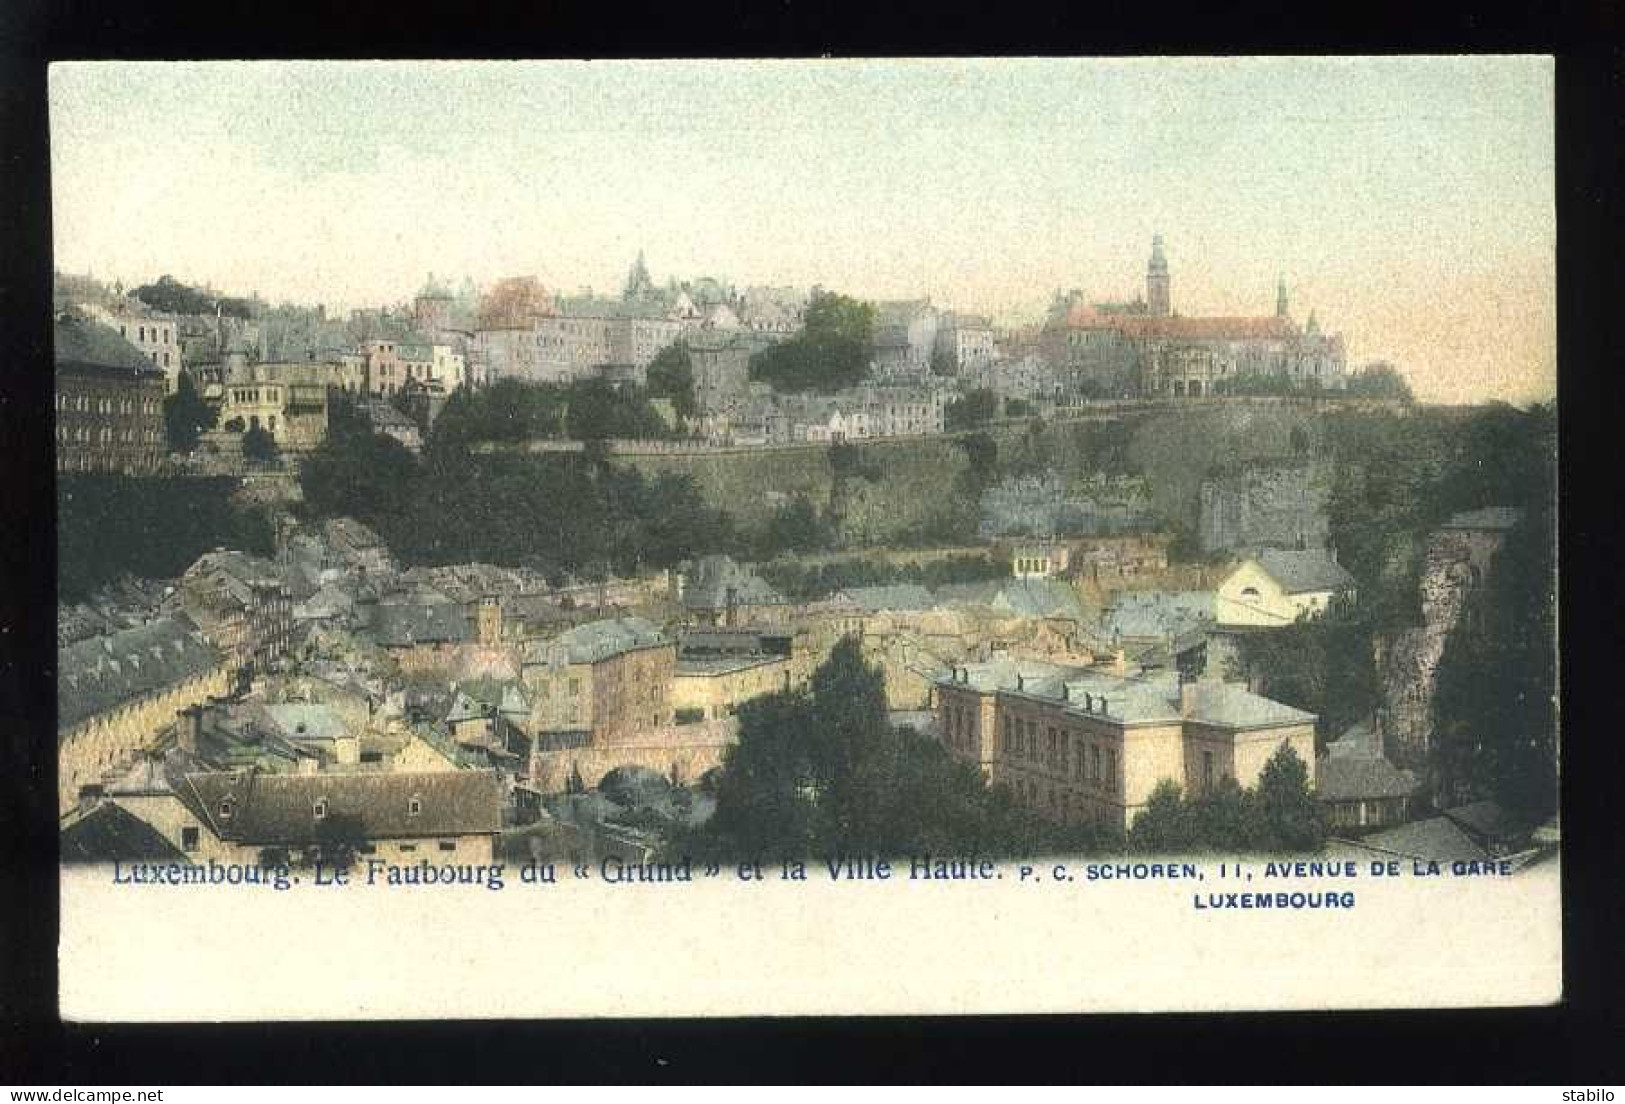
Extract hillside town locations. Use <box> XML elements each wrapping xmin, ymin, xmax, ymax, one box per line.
<box><xmin>53</xmin><ymin>238</ymin><xmax>1556</xmax><ymax>872</ymax></box>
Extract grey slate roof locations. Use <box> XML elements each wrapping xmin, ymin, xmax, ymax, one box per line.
<box><xmin>1100</xmin><ymin>590</ymin><xmax>1217</xmax><ymax>641</ymax></box>
<box><xmin>58</xmin><ymin>619</ymin><xmax>225</xmax><ymax>738</ymax></box>
<box><xmin>254</xmin><ymin>703</ymin><xmax>350</xmax><ymax>744</ymax></box>
<box><xmin>1252</xmin><ymin>549</ymin><xmax>1357</xmax><ymax>595</ymax></box>
<box><xmin>990</xmin><ymin>577</ymin><xmax>1087</xmax><ymax>620</ymax></box>
<box><xmin>61</xmin><ymin>802</ymin><xmax>190</xmax><ymax>864</ymax></box>
<box><xmin>1317</xmin><ymin>755</ymin><xmax>1419</xmax><ymax>802</ymax></box>
<box><xmin>1355</xmin><ymin>817</ymin><xmax>1488</xmax><ymax>863</ymax></box>
<box><xmin>372</xmin><ymin>603</ymin><xmax>472</xmax><ymax>646</ymax></box>
<box><xmin>54</xmin><ymin>313</ymin><xmax>163</xmax><ymax>377</ymax></box>
<box><xmin>175</xmin><ymin>769</ymin><xmax>504</xmax><ymax>845</ymax></box>
<box><xmin>683</xmin><ymin>556</ymin><xmax>786</xmax><ymax>610</ymax></box>
<box><xmin>1442</xmin><ymin>800</ymin><xmax>1532</xmax><ymax>843</ymax></box>
<box><xmin>835</xmin><ymin>584</ymin><xmax>937</xmax><ymax>612</ymax></box>
<box><xmin>550</xmin><ymin>617</ymin><xmax>670</xmax><ymax>665</ymax></box>
<box><xmin>935</xmin><ymin>660</ymin><xmax>1315</xmax><ymax>730</ymax></box>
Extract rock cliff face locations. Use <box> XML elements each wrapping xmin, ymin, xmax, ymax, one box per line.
<box><xmin>1198</xmin><ymin>460</ymin><xmax>1331</xmax><ymax>554</ymax></box>
<box><xmin>1378</xmin><ymin>525</ymin><xmax>1508</xmax><ymax>775</ymax></box>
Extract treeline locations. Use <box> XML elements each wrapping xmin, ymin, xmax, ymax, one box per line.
<box><xmin>58</xmin><ymin>475</ymin><xmax>274</xmax><ymax>600</ymax></box>
<box><xmin>757</xmin><ymin>553</ymin><xmax>1006</xmax><ymax>603</ymax></box>
<box><xmin>428</xmin><ymin>378</ymin><xmax>675</xmax><ymax>446</ymax></box>
<box><xmin>1127</xmin><ymin>748</ymin><xmax>1327</xmax><ymax>853</ymax></box>
<box><xmin>300</xmin><ymin>392</ymin><xmax>734</xmax><ymax>578</ymax></box>
<box><xmin>130</xmin><ymin>274</ymin><xmax>256</xmax><ymax>319</ymax></box>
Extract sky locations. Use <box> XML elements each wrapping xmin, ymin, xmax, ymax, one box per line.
<box><xmin>49</xmin><ymin>58</ymin><xmax>1554</xmax><ymax>404</ymax></box>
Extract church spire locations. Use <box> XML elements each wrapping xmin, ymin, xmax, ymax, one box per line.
<box><xmin>1146</xmin><ymin>234</ymin><xmax>1170</xmax><ymax>317</ymax></box>
<box><xmin>1276</xmin><ymin>275</ymin><xmax>1289</xmax><ymax>319</ymax></box>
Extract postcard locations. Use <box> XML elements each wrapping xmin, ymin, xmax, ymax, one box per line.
<box><xmin>50</xmin><ymin>57</ymin><xmax>1558</xmax><ymax>1020</ymax></box>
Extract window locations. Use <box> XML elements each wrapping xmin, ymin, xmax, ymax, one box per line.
<box><xmin>400</xmin><ymin>843</ymin><xmax>417</xmax><ymax>853</ymax></box>
<box><xmin>438</xmin><ymin>841</ymin><xmax>456</xmax><ymax>852</ymax></box>
<box><xmin>313</xmin><ymin>799</ymin><xmax>327</xmax><ymax>820</ymax></box>
<box><xmin>181</xmin><ymin>826</ymin><xmax>199</xmax><ymax>852</ymax></box>
<box><xmin>1202</xmin><ymin>751</ymin><xmax>1214</xmax><ymax>793</ymax></box>
<box><xmin>408</xmin><ymin>796</ymin><xmax>422</xmax><ymax>817</ymax></box>
<box><xmin>1091</xmin><ymin>746</ymin><xmax>1102</xmax><ymax>786</ymax></box>
<box><xmin>1105</xmin><ymin>748</ymin><xmax>1117</xmax><ymax>791</ymax></box>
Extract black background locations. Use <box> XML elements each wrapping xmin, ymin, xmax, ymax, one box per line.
<box><xmin>1</xmin><ymin>1</ymin><xmax>1621</xmax><ymax>1084</ymax></box>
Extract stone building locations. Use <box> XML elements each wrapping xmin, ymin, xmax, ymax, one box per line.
<box><xmin>172</xmin><ymin>551</ymin><xmax>295</xmax><ymax>672</ymax></box>
<box><xmin>679</xmin><ymin>555</ymin><xmax>790</xmax><ymax>628</ymax></box>
<box><xmin>1317</xmin><ymin>721</ymin><xmax>1419</xmax><ymax>832</ymax></box>
<box><xmin>871</xmin><ymin>299</ymin><xmax>940</xmax><ymax>376</ymax></box>
<box><xmin>57</xmin><ymin>618</ymin><xmax>232</xmax><ymax>814</ymax></box>
<box><xmin>54</xmin><ymin>312</ymin><xmax>167</xmax><ymax>476</ymax></box>
<box><xmin>934</xmin><ymin>312</ymin><xmax>997</xmax><ymax>374</ymax></box>
<box><xmin>519</xmin><ymin>617</ymin><xmax>677</xmax><ymax>744</ymax></box>
<box><xmin>1041</xmin><ymin>237</ymin><xmax>1348</xmax><ymax>397</ymax></box>
<box><xmin>1214</xmin><ymin>548</ymin><xmax>1356</xmax><ymax>628</ymax></box>
<box><xmin>83</xmin><ymin>300</ymin><xmax>184</xmax><ymax>393</ymax></box>
<box><xmin>932</xmin><ymin>658</ymin><xmax>1316</xmax><ymax>831</ymax></box>
<box><xmin>687</xmin><ymin>329</ymin><xmax>752</xmax><ymax>415</ymax></box>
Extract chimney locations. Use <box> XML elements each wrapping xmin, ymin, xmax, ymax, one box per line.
<box><xmin>1097</xmin><ymin>697</ymin><xmax>1109</xmax><ymax>717</ymax></box>
<box><xmin>1112</xmin><ymin>648</ymin><xmax>1128</xmax><ymax>676</ymax></box>
<box><xmin>1016</xmin><ymin>673</ymin><xmax>1025</xmax><ymax>692</ymax></box>
<box><xmin>1180</xmin><ymin>681</ymin><xmax>1198</xmax><ymax>718</ymax></box>
<box><xmin>178</xmin><ymin>704</ymin><xmax>203</xmax><ymax>754</ymax></box>
<box><xmin>1060</xmin><ymin>683</ymin><xmax>1070</xmax><ymax>702</ymax></box>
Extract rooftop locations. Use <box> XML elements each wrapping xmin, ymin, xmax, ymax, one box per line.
<box><xmin>55</xmin><ymin>313</ymin><xmax>164</xmax><ymax>378</ymax></box>
<box><xmin>58</xmin><ymin>619</ymin><xmax>225</xmax><ymax>738</ymax></box>
<box><xmin>1250</xmin><ymin>549</ymin><xmax>1357</xmax><ymax>595</ymax></box>
<box><xmin>175</xmin><ymin>768</ymin><xmax>505</xmax><ymax>845</ymax></box>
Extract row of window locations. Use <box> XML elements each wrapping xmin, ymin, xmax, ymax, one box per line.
<box><xmin>120</xmin><ymin>324</ymin><xmax>174</xmax><ymax>345</ymax></box>
<box><xmin>1000</xmin><ymin>715</ymin><xmax>1119</xmax><ymax>790</ymax></box>
<box><xmin>58</xmin><ymin>425</ymin><xmax>160</xmax><ymax>445</ymax></box>
<box><xmin>57</xmin><ymin>394</ymin><xmax>160</xmax><ymax>415</ymax></box>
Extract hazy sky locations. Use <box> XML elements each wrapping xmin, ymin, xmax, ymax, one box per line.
<box><xmin>50</xmin><ymin>58</ymin><xmax>1554</xmax><ymax>403</ymax></box>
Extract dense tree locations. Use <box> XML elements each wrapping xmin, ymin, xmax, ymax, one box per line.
<box><xmin>645</xmin><ymin>342</ymin><xmax>696</xmax><ymax>421</ymax></box>
<box><xmin>758</xmin><ymin>494</ymin><xmax>831</xmax><ymax>558</ymax></box>
<box><xmin>1128</xmin><ymin>780</ymin><xmax>1196</xmax><ymax>851</ymax></box>
<box><xmin>691</xmin><ymin>640</ymin><xmax>1111</xmax><ymax>861</ymax></box>
<box><xmin>1343</xmin><ymin>362</ymin><xmax>1415</xmax><ymax>402</ymax></box>
<box><xmin>162</xmin><ymin>373</ymin><xmax>218</xmax><ymax>453</ymax></box>
<box><xmin>1431</xmin><ymin>497</ymin><xmax>1557</xmax><ymax>818</ymax></box>
<box><xmin>1129</xmin><ymin>745</ymin><xmax>1324</xmax><ymax>853</ymax></box>
<box><xmin>945</xmin><ymin>388</ymin><xmax>997</xmax><ymax>430</ymax></box>
<box><xmin>748</xmin><ymin>291</ymin><xmax>875</xmax><ymax>393</ymax></box>
<box><xmin>1255</xmin><ymin>744</ymin><xmax>1326</xmax><ymax>850</ymax></box>
<box><xmin>131</xmin><ymin>274</ymin><xmax>253</xmax><ymax>319</ymax></box>
<box><xmin>564</xmin><ymin>379</ymin><xmax>672</xmax><ymax>442</ymax></box>
<box><xmin>1229</xmin><ymin>602</ymin><xmax>1379</xmax><ymax>740</ymax></box>
<box><xmin>58</xmin><ymin>475</ymin><xmax>274</xmax><ymax>599</ymax></box>
<box><xmin>241</xmin><ymin>425</ymin><xmax>280</xmax><ymax>465</ymax></box>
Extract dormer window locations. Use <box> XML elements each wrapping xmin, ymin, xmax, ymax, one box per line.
<box><xmin>313</xmin><ymin>799</ymin><xmax>327</xmax><ymax>820</ymax></box>
<box><xmin>218</xmin><ymin>800</ymin><xmax>233</xmax><ymax>819</ymax></box>
<box><xmin>1240</xmin><ymin>586</ymin><xmax>1260</xmax><ymax>599</ymax></box>
<box><xmin>408</xmin><ymin>796</ymin><xmax>422</xmax><ymax>817</ymax></box>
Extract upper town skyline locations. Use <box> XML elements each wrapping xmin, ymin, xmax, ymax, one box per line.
<box><xmin>49</xmin><ymin>57</ymin><xmax>1555</xmax><ymax>405</ymax></box>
